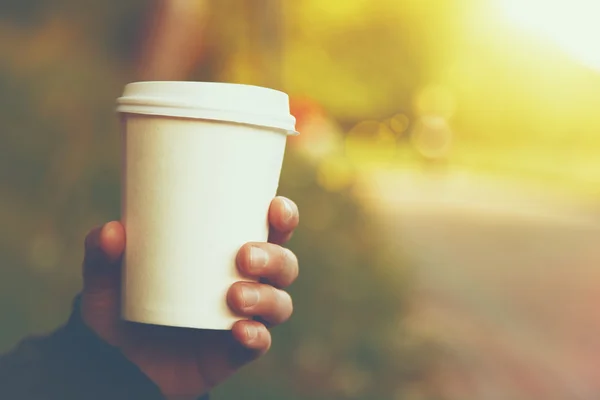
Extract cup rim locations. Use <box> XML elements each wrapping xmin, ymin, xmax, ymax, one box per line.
<box><xmin>117</xmin><ymin>81</ymin><xmax>298</xmax><ymax>135</ymax></box>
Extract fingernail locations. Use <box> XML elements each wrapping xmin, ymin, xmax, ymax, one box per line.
<box><xmin>241</xmin><ymin>286</ymin><xmax>260</xmax><ymax>308</ymax></box>
<box><xmin>250</xmin><ymin>246</ymin><xmax>269</xmax><ymax>272</ymax></box>
<box><xmin>282</xmin><ymin>198</ymin><xmax>294</xmax><ymax>222</ymax></box>
<box><xmin>245</xmin><ymin>324</ymin><xmax>258</xmax><ymax>341</ymax></box>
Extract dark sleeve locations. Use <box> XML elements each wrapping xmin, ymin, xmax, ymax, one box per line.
<box><xmin>0</xmin><ymin>295</ymin><xmax>210</xmax><ymax>400</ymax></box>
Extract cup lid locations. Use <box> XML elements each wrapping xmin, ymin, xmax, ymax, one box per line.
<box><xmin>117</xmin><ymin>81</ymin><xmax>298</xmax><ymax>135</ymax></box>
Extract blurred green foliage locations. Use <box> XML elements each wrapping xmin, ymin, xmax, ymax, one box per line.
<box><xmin>0</xmin><ymin>1</ymin><xmax>434</xmax><ymax>399</ymax></box>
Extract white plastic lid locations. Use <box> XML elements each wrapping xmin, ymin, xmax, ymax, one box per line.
<box><xmin>117</xmin><ymin>81</ymin><xmax>298</xmax><ymax>135</ymax></box>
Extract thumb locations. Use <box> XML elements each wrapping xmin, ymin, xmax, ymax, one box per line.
<box><xmin>81</xmin><ymin>221</ymin><xmax>125</xmax><ymax>344</ymax></box>
<box><xmin>82</xmin><ymin>221</ymin><xmax>125</xmax><ymax>294</ymax></box>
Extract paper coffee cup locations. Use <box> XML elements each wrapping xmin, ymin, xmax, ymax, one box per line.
<box><xmin>116</xmin><ymin>82</ymin><xmax>297</xmax><ymax>330</ymax></box>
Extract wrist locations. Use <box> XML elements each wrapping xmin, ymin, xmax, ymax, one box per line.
<box><xmin>165</xmin><ymin>395</ymin><xmax>209</xmax><ymax>400</ymax></box>
<box><xmin>64</xmin><ymin>295</ymin><xmax>166</xmax><ymax>399</ymax></box>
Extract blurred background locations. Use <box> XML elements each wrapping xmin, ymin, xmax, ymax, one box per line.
<box><xmin>2</xmin><ymin>0</ymin><xmax>600</xmax><ymax>399</ymax></box>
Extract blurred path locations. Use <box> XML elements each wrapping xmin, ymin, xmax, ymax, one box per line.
<box><xmin>357</xmin><ymin>169</ymin><xmax>600</xmax><ymax>399</ymax></box>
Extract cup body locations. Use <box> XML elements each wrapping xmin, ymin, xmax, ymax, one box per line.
<box><xmin>117</xmin><ymin>82</ymin><xmax>296</xmax><ymax>329</ymax></box>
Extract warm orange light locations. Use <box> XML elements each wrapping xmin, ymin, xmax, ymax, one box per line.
<box><xmin>497</xmin><ymin>0</ymin><xmax>600</xmax><ymax>71</ymax></box>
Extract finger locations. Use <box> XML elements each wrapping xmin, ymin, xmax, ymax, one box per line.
<box><xmin>231</xmin><ymin>320</ymin><xmax>272</xmax><ymax>354</ymax></box>
<box><xmin>81</xmin><ymin>222</ymin><xmax>126</xmax><ymax>344</ymax></box>
<box><xmin>268</xmin><ymin>197</ymin><xmax>299</xmax><ymax>245</ymax></box>
<box><xmin>227</xmin><ymin>282</ymin><xmax>293</xmax><ymax>326</ymax></box>
<box><xmin>83</xmin><ymin>221</ymin><xmax>125</xmax><ymax>294</ymax></box>
<box><xmin>237</xmin><ymin>242</ymin><xmax>298</xmax><ymax>288</ymax></box>
<box><xmin>217</xmin><ymin>321</ymin><xmax>271</xmax><ymax>368</ymax></box>
<box><xmin>99</xmin><ymin>221</ymin><xmax>126</xmax><ymax>263</ymax></box>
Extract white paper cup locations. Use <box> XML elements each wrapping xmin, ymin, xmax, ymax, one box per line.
<box><xmin>116</xmin><ymin>82</ymin><xmax>297</xmax><ymax>330</ymax></box>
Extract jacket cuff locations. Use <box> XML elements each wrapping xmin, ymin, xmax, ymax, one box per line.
<box><xmin>58</xmin><ymin>294</ymin><xmax>167</xmax><ymax>399</ymax></box>
<box><xmin>65</xmin><ymin>295</ymin><xmax>210</xmax><ymax>400</ymax></box>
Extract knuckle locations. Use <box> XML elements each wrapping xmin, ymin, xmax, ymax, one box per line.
<box><xmin>291</xmin><ymin>202</ymin><xmax>300</xmax><ymax>220</ymax></box>
<box><xmin>273</xmin><ymin>289</ymin><xmax>293</xmax><ymax>323</ymax></box>
<box><xmin>285</xmin><ymin>248</ymin><xmax>299</xmax><ymax>274</ymax></box>
<box><xmin>278</xmin><ymin>247</ymin><xmax>298</xmax><ymax>285</ymax></box>
<box><xmin>284</xmin><ymin>291</ymin><xmax>294</xmax><ymax>316</ymax></box>
<box><xmin>286</xmin><ymin>200</ymin><xmax>299</xmax><ymax>223</ymax></box>
<box><xmin>262</xmin><ymin>331</ymin><xmax>272</xmax><ymax>352</ymax></box>
<box><xmin>277</xmin><ymin>245</ymin><xmax>290</xmax><ymax>266</ymax></box>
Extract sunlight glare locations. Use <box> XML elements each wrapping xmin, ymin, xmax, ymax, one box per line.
<box><xmin>497</xmin><ymin>0</ymin><xmax>600</xmax><ymax>71</ymax></box>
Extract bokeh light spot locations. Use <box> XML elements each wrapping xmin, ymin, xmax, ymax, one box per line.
<box><xmin>389</xmin><ymin>113</ymin><xmax>410</xmax><ymax>135</ymax></box>
<box><xmin>411</xmin><ymin>115</ymin><xmax>453</xmax><ymax>159</ymax></box>
<box><xmin>414</xmin><ymin>84</ymin><xmax>456</xmax><ymax>119</ymax></box>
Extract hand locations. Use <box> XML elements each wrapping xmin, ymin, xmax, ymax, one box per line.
<box><xmin>80</xmin><ymin>197</ymin><xmax>299</xmax><ymax>399</ymax></box>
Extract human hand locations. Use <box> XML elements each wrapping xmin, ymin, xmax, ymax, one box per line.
<box><xmin>80</xmin><ymin>197</ymin><xmax>299</xmax><ymax>399</ymax></box>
